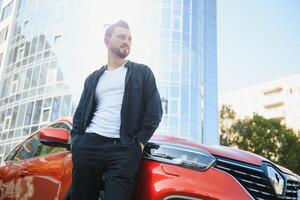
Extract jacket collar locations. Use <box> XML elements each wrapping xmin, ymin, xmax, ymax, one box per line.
<box><xmin>101</xmin><ymin>59</ymin><xmax>131</xmax><ymax>70</ymax></box>
<box><xmin>97</xmin><ymin>60</ymin><xmax>132</xmax><ymax>86</ymax></box>
<box><xmin>124</xmin><ymin>60</ymin><xmax>132</xmax><ymax>87</ymax></box>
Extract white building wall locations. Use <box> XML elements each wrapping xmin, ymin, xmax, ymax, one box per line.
<box><xmin>220</xmin><ymin>73</ymin><xmax>300</xmax><ymax>132</ymax></box>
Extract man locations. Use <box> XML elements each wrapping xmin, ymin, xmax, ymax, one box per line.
<box><xmin>70</xmin><ymin>20</ymin><xmax>163</xmax><ymax>200</ymax></box>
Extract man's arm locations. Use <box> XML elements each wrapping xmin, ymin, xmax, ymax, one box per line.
<box><xmin>136</xmin><ymin>66</ymin><xmax>163</xmax><ymax>147</ymax></box>
<box><xmin>70</xmin><ymin>78</ymin><xmax>89</xmax><ymax>144</ymax></box>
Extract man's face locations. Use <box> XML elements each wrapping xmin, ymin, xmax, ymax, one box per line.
<box><xmin>105</xmin><ymin>27</ymin><xmax>132</xmax><ymax>59</ymax></box>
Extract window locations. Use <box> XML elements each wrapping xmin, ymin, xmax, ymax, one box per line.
<box><xmin>171</xmin><ymin>86</ymin><xmax>179</xmax><ymax>97</ymax></box>
<box><xmin>47</xmin><ymin>65</ymin><xmax>57</xmax><ymax>84</ymax></box>
<box><xmin>37</xmin><ymin>35</ymin><xmax>45</xmax><ymax>51</ymax></box>
<box><xmin>11</xmin><ymin>132</ymin><xmax>66</xmax><ymax>162</ymax></box>
<box><xmin>171</xmin><ymin>100</ymin><xmax>178</xmax><ymax>114</ymax></box>
<box><xmin>0</xmin><ymin>145</ymin><xmax>4</xmax><ymax>154</ymax></box>
<box><xmin>16</xmin><ymin>45</ymin><xmax>24</xmax><ymax>61</ymax></box>
<box><xmin>1</xmin><ymin>1</ymin><xmax>13</xmax><ymax>22</ymax></box>
<box><xmin>10</xmin><ymin>105</ymin><xmax>18</xmax><ymax>129</ymax></box>
<box><xmin>24</xmin><ymin>68</ymin><xmax>32</xmax><ymax>89</ymax></box>
<box><xmin>16</xmin><ymin>103</ymin><xmax>26</xmax><ymax>127</ymax></box>
<box><xmin>43</xmin><ymin>97</ymin><xmax>52</xmax><ymax>107</ymax></box>
<box><xmin>263</xmin><ymin>87</ymin><xmax>283</xmax><ymax>96</ymax></box>
<box><xmin>13</xmin><ymin>135</ymin><xmax>39</xmax><ymax>161</ymax></box>
<box><xmin>2</xmin><ymin>131</ymin><xmax>7</xmax><ymax>140</ymax></box>
<box><xmin>24</xmin><ymin>41</ymin><xmax>30</xmax><ymax>57</ymax></box>
<box><xmin>22</xmin><ymin>127</ymin><xmax>30</xmax><ymax>136</ymax></box>
<box><xmin>60</xmin><ymin>95</ymin><xmax>71</xmax><ymax>117</ymax></box>
<box><xmin>30</xmin><ymin>37</ymin><xmax>37</xmax><ymax>55</ymax></box>
<box><xmin>32</xmin><ymin>100</ymin><xmax>42</xmax><ymax>124</ymax></box>
<box><xmin>38</xmin><ymin>63</ymin><xmax>48</xmax><ymax>85</ymax></box>
<box><xmin>4</xmin><ymin>116</ymin><xmax>11</xmax><ymax>130</ymax></box>
<box><xmin>8</xmin><ymin>130</ymin><xmax>14</xmax><ymax>139</ymax></box>
<box><xmin>181</xmin><ymin>86</ymin><xmax>189</xmax><ymax>117</ymax></box>
<box><xmin>4</xmin><ymin>143</ymin><xmax>14</xmax><ymax>158</ymax></box>
<box><xmin>34</xmin><ymin>140</ymin><xmax>66</xmax><ymax>157</ymax></box>
<box><xmin>56</xmin><ymin>69</ymin><xmax>63</xmax><ymax>82</ymax></box>
<box><xmin>183</xmin><ymin>10</ymin><xmax>190</xmax><ymax>33</ymax></box>
<box><xmin>0</xmin><ymin>27</ymin><xmax>8</xmax><ymax>44</ymax></box>
<box><xmin>11</xmin><ymin>79</ymin><xmax>17</xmax><ymax>94</ymax></box>
<box><xmin>42</xmin><ymin>108</ymin><xmax>50</xmax><ymax>122</ymax></box>
<box><xmin>24</xmin><ymin>101</ymin><xmax>34</xmax><ymax>125</ymax></box>
<box><xmin>30</xmin><ymin>65</ymin><xmax>40</xmax><ymax>87</ymax></box>
<box><xmin>12</xmin><ymin>46</ymin><xmax>19</xmax><ymax>63</ymax></box>
<box><xmin>50</xmin><ymin>96</ymin><xmax>61</xmax><ymax>121</ymax></box>
<box><xmin>17</xmin><ymin>70</ymin><xmax>26</xmax><ymax>92</ymax></box>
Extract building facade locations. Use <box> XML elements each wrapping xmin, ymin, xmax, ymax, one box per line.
<box><xmin>0</xmin><ymin>0</ymin><xmax>218</xmax><ymax>160</ymax></box>
<box><xmin>220</xmin><ymin>73</ymin><xmax>300</xmax><ymax>134</ymax></box>
<box><xmin>0</xmin><ymin>0</ymin><xmax>15</xmax><ymax>92</ymax></box>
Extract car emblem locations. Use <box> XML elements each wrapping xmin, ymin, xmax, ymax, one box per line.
<box><xmin>267</xmin><ymin>166</ymin><xmax>285</xmax><ymax>195</ymax></box>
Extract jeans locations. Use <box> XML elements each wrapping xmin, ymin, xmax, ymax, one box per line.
<box><xmin>71</xmin><ymin>132</ymin><xmax>143</xmax><ymax>200</ymax></box>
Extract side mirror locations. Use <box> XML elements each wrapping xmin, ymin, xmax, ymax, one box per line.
<box><xmin>39</xmin><ymin>128</ymin><xmax>70</xmax><ymax>150</ymax></box>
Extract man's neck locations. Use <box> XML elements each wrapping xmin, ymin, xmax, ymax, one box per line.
<box><xmin>107</xmin><ymin>54</ymin><xmax>126</xmax><ymax>71</ymax></box>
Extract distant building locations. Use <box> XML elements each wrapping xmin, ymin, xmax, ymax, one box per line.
<box><xmin>220</xmin><ymin>73</ymin><xmax>300</xmax><ymax>133</ymax></box>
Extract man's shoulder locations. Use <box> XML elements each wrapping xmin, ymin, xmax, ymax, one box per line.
<box><xmin>128</xmin><ymin>60</ymin><xmax>152</xmax><ymax>75</ymax></box>
<box><xmin>86</xmin><ymin>66</ymin><xmax>106</xmax><ymax>79</ymax></box>
<box><xmin>82</xmin><ymin>66</ymin><xmax>105</xmax><ymax>87</ymax></box>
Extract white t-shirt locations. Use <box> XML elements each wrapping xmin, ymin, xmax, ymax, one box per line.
<box><xmin>85</xmin><ymin>61</ymin><xmax>128</xmax><ymax>138</ymax></box>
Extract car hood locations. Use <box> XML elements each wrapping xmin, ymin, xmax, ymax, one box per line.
<box><xmin>151</xmin><ymin>135</ymin><xmax>299</xmax><ymax>176</ymax></box>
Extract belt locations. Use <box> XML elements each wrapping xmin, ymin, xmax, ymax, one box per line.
<box><xmin>86</xmin><ymin>132</ymin><xmax>121</xmax><ymax>144</ymax></box>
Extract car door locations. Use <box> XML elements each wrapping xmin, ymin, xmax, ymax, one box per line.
<box><xmin>12</xmin><ymin>131</ymin><xmax>69</xmax><ymax>200</ymax></box>
<box><xmin>0</xmin><ymin>144</ymin><xmax>24</xmax><ymax>200</ymax></box>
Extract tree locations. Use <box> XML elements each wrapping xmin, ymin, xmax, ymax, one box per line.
<box><xmin>219</xmin><ymin>105</ymin><xmax>238</xmax><ymax>147</ymax></box>
<box><xmin>219</xmin><ymin>105</ymin><xmax>300</xmax><ymax>174</ymax></box>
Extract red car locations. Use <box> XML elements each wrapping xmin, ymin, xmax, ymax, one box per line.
<box><xmin>0</xmin><ymin>117</ymin><xmax>299</xmax><ymax>200</ymax></box>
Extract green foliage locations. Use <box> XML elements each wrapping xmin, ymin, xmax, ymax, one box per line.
<box><xmin>219</xmin><ymin>105</ymin><xmax>300</xmax><ymax>174</ymax></box>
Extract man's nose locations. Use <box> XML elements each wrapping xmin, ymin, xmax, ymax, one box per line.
<box><xmin>124</xmin><ymin>40</ymin><xmax>130</xmax><ymax>46</ymax></box>
<box><xmin>124</xmin><ymin>37</ymin><xmax>131</xmax><ymax>45</ymax></box>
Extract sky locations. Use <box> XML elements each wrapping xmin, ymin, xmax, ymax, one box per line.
<box><xmin>217</xmin><ymin>0</ymin><xmax>300</xmax><ymax>94</ymax></box>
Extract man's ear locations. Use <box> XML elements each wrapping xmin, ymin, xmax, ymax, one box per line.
<box><xmin>104</xmin><ymin>36</ymin><xmax>110</xmax><ymax>48</ymax></box>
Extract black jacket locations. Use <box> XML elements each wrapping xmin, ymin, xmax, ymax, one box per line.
<box><xmin>71</xmin><ymin>60</ymin><xmax>163</xmax><ymax>145</ymax></box>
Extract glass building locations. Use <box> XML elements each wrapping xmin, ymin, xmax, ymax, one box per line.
<box><xmin>0</xmin><ymin>0</ymin><xmax>218</xmax><ymax>160</ymax></box>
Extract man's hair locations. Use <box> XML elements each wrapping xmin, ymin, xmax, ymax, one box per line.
<box><xmin>105</xmin><ymin>20</ymin><xmax>130</xmax><ymax>37</ymax></box>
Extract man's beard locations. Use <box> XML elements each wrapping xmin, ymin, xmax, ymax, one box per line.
<box><xmin>111</xmin><ymin>46</ymin><xmax>129</xmax><ymax>59</ymax></box>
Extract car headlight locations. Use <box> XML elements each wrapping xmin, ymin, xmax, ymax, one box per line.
<box><xmin>144</xmin><ymin>141</ymin><xmax>216</xmax><ymax>171</ymax></box>
<box><xmin>267</xmin><ymin>165</ymin><xmax>285</xmax><ymax>195</ymax></box>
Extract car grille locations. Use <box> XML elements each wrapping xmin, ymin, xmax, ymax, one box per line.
<box><xmin>214</xmin><ymin>157</ymin><xmax>300</xmax><ymax>200</ymax></box>
<box><xmin>286</xmin><ymin>180</ymin><xmax>300</xmax><ymax>199</ymax></box>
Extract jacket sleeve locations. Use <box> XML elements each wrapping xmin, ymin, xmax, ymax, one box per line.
<box><xmin>70</xmin><ymin>78</ymin><xmax>89</xmax><ymax>144</ymax></box>
<box><xmin>136</xmin><ymin>67</ymin><xmax>163</xmax><ymax>145</ymax></box>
